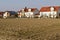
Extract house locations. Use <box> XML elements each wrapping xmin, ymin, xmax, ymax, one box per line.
<box><xmin>0</xmin><ymin>12</ymin><xmax>5</xmax><ymax>18</ymax></box>
<box><xmin>18</xmin><ymin>7</ymin><xmax>30</xmax><ymax>18</ymax></box>
<box><xmin>25</xmin><ymin>8</ymin><xmax>34</xmax><ymax>18</ymax></box>
<box><xmin>24</xmin><ymin>8</ymin><xmax>39</xmax><ymax>18</ymax></box>
<box><xmin>39</xmin><ymin>6</ymin><xmax>60</xmax><ymax>18</ymax></box>
<box><xmin>18</xmin><ymin>7</ymin><xmax>39</xmax><ymax>18</ymax></box>
<box><xmin>3</xmin><ymin>11</ymin><xmax>17</xmax><ymax>18</ymax></box>
<box><xmin>31</xmin><ymin>8</ymin><xmax>40</xmax><ymax>18</ymax></box>
<box><xmin>18</xmin><ymin>9</ymin><xmax>25</xmax><ymax>18</ymax></box>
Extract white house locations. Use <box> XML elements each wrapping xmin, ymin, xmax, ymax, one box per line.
<box><xmin>18</xmin><ymin>9</ymin><xmax>25</xmax><ymax>18</ymax></box>
<box><xmin>18</xmin><ymin>7</ymin><xmax>28</xmax><ymax>18</ymax></box>
<box><xmin>18</xmin><ymin>7</ymin><xmax>34</xmax><ymax>18</ymax></box>
<box><xmin>3</xmin><ymin>12</ymin><xmax>9</xmax><ymax>18</ymax></box>
<box><xmin>25</xmin><ymin>8</ymin><xmax>34</xmax><ymax>18</ymax></box>
<box><xmin>39</xmin><ymin>6</ymin><xmax>60</xmax><ymax>18</ymax></box>
<box><xmin>3</xmin><ymin>11</ymin><xmax>17</xmax><ymax>18</ymax></box>
<box><xmin>18</xmin><ymin>7</ymin><xmax>39</xmax><ymax>18</ymax></box>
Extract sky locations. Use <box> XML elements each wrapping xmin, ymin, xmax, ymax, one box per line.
<box><xmin>0</xmin><ymin>0</ymin><xmax>60</xmax><ymax>11</ymax></box>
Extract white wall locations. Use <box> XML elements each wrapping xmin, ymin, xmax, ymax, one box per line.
<box><xmin>39</xmin><ymin>11</ymin><xmax>57</xmax><ymax>18</ymax></box>
<box><xmin>25</xmin><ymin>12</ymin><xmax>34</xmax><ymax>18</ymax></box>
<box><xmin>3</xmin><ymin>12</ymin><xmax>8</xmax><ymax>18</ymax></box>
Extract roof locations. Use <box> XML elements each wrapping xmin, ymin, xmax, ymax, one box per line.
<box><xmin>0</xmin><ymin>12</ymin><xmax>5</xmax><ymax>15</ymax></box>
<box><xmin>19</xmin><ymin>8</ymin><xmax>39</xmax><ymax>15</ymax></box>
<box><xmin>24</xmin><ymin>8</ymin><xmax>37</xmax><ymax>12</ymax></box>
<box><xmin>31</xmin><ymin>8</ymin><xmax>39</xmax><ymax>15</ymax></box>
<box><xmin>5</xmin><ymin>11</ymin><xmax>17</xmax><ymax>15</ymax></box>
<box><xmin>19</xmin><ymin>8</ymin><xmax>38</xmax><ymax>12</ymax></box>
<box><xmin>40</xmin><ymin>6</ymin><xmax>60</xmax><ymax>12</ymax></box>
<box><xmin>31</xmin><ymin>8</ymin><xmax>37</xmax><ymax>12</ymax></box>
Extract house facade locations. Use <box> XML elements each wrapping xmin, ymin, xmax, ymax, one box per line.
<box><xmin>39</xmin><ymin>6</ymin><xmax>60</xmax><ymax>18</ymax></box>
<box><xmin>25</xmin><ymin>8</ymin><xmax>34</xmax><ymax>18</ymax></box>
<box><xmin>0</xmin><ymin>12</ymin><xmax>4</xmax><ymax>18</ymax></box>
<box><xmin>3</xmin><ymin>11</ymin><xmax>17</xmax><ymax>18</ymax></box>
<box><xmin>18</xmin><ymin>7</ymin><xmax>39</xmax><ymax>18</ymax></box>
<box><xmin>18</xmin><ymin>9</ymin><xmax>25</xmax><ymax>18</ymax></box>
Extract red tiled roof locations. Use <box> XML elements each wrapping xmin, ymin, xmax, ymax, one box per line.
<box><xmin>40</xmin><ymin>6</ymin><xmax>60</xmax><ymax>12</ymax></box>
<box><xmin>19</xmin><ymin>8</ymin><xmax>38</xmax><ymax>12</ymax></box>
<box><xmin>26</xmin><ymin>8</ymin><xmax>37</xmax><ymax>12</ymax></box>
<box><xmin>31</xmin><ymin>8</ymin><xmax>37</xmax><ymax>12</ymax></box>
<box><xmin>0</xmin><ymin>12</ymin><xmax>4</xmax><ymax>15</ymax></box>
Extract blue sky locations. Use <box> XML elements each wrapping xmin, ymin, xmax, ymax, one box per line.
<box><xmin>0</xmin><ymin>0</ymin><xmax>60</xmax><ymax>11</ymax></box>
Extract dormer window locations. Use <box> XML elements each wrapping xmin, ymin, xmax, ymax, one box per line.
<box><xmin>28</xmin><ymin>9</ymin><xmax>31</xmax><ymax>12</ymax></box>
<box><xmin>50</xmin><ymin>7</ymin><xmax>54</xmax><ymax>11</ymax></box>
